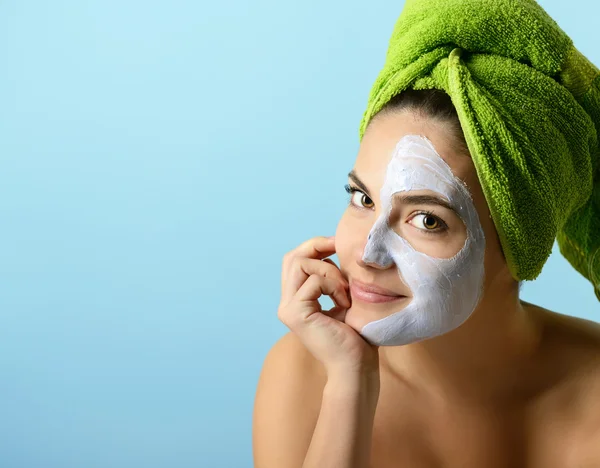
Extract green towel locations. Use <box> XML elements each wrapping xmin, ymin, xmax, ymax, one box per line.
<box><xmin>358</xmin><ymin>0</ymin><xmax>600</xmax><ymax>301</ymax></box>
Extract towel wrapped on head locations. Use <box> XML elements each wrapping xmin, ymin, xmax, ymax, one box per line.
<box><xmin>358</xmin><ymin>0</ymin><xmax>600</xmax><ymax>300</ymax></box>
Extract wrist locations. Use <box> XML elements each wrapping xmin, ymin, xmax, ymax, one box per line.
<box><xmin>324</xmin><ymin>367</ymin><xmax>380</xmax><ymax>400</ymax></box>
<box><xmin>325</xmin><ymin>361</ymin><xmax>380</xmax><ymax>383</ymax></box>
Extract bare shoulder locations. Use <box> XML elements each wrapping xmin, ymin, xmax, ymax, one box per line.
<box><xmin>252</xmin><ymin>332</ymin><xmax>327</xmax><ymax>468</ymax></box>
<box><xmin>527</xmin><ymin>299</ymin><xmax>600</xmax><ymax>385</ymax></box>
<box><xmin>528</xmin><ymin>299</ymin><xmax>600</xmax><ymax>359</ymax></box>
<box><xmin>526</xmin><ymin>301</ymin><xmax>600</xmax><ymax>462</ymax></box>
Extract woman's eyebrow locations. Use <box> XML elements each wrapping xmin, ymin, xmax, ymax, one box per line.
<box><xmin>348</xmin><ymin>170</ymin><xmax>371</xmax><ymax>195</ymax></box>
<box><xmin>393</xmin><ymin>193</ymin><xmax>458</xmax><ymax>214</ymax></box>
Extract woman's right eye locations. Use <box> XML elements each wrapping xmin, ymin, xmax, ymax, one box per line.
<box><xmin>344</xmin><ymin>184</ymin><xmax>374</xmax><ymax>209</ymax></box>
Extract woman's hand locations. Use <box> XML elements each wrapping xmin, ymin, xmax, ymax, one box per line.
<box><xmin>277</xmin><ymin>236</ymin><xmax>380</xmax><ymax>378</ymax></box>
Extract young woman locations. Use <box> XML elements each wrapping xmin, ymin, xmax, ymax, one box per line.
<box><xmin>253</xmin><ymin>0</ymin><xmax>600</xmax><ymax>466</ymax></box>
<box><xmin>252</xmin><ymin>89</ymin><xmax>600</xmax><ymax>468</ymax></box>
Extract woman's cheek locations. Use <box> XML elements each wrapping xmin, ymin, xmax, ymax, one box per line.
<box><xmin>334</xmin><ymin>215</ymin><xmax>354</xmax><ymax>270</ymax></box>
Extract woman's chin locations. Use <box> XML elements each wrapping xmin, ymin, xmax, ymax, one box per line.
<box><xmin>344</xmin><ymin>300</ymin><xmax>410</xmax><ymax>331</ymax></box>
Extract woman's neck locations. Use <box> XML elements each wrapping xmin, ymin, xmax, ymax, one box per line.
<box><xmin>379</xmin><ymin>286</ymin><xmax>544</xmax><ymax>405</ymax></box>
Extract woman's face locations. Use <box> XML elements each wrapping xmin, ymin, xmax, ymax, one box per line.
<box><xmin>335</xmin><ymin>110</ymin><xmax>510</xmax><ymax>341</ymax></box>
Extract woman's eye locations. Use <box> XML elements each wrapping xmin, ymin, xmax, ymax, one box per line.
<box><xmin>350</xmin><ymin>190</ymin><xmax>374</xmax><ymax>209</ymax></box>
<box><xmin>344</xmin><ymin>184</ymin><xmax>374</xmax><ymax>209</ymax></box>
<box><xmin>409</xmin><ymin>213</ymin><xmax>447</xmax><ymax>234</ymax></box>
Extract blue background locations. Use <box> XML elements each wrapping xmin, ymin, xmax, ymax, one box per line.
<box><xmin>1</xmin><ymin>1</ymin><xmax>598</xmax><ymax>467</ymax></box>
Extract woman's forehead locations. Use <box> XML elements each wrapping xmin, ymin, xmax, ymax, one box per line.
<box><xmin>353</xmin><ymin>130</ymin><xmax>475</xmax><ymax>195</ymax></box>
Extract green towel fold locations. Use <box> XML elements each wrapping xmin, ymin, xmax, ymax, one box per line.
<box><xmin>358</xmin><ymin>0</ymin><xmax>600</xmax><ymax>301</ymax></box>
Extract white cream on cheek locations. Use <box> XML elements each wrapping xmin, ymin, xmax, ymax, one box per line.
<box><xmin>359</xmin><ymin>134</ymin><xmax>486</xmax><ymax>346</ymax></box>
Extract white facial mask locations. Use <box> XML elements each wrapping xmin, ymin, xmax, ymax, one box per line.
<box><xmin>359</xmin><ymin>134</ymin><xmax>486</xmax><ymax>346</ymax></box>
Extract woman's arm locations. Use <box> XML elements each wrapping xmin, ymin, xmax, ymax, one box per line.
<box><xmin>253</xmin><ymin>332</ymin><xmax>380</xmax><ymax>468</ymax></box>
<box><xmin>302</xmin><ymin>370</ymin><xmax>380</xmax><ymax>468</ymax></box>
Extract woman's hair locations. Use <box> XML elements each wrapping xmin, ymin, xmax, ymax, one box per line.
<box><xmin>371</xmin><ymin>88</ymin><xmax>470</xmax><ymax>157</ymax></box>
<box><xmin>369</xmin><ymin>88</ymin><xmax>524</xmax><ymax>293</ymax></box>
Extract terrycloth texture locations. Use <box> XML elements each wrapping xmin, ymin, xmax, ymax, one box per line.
<box><xmin>358</xmin><ymin>0</ymin><xmax>600</xmax><ymax>300</ymax></box>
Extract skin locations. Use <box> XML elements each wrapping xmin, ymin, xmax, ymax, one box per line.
<box><xmin>253</xmin><ymin>110</ymin><xmax>600</xmax><ymax>468</ymax></box>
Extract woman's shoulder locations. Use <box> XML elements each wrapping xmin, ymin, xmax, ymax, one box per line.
<box><xmin>528</xmin><ymin>300</ymin><xmax>600</xmax><ymax>355</ymax></box>
<box><xmin>527</xmin><ymin>300</ymin><xmax>600</xmax><ymax>384</ymax></box>
<box><xmin>259</xmin><ymin>331</ymin><xmax>328</xmax><ymax>385</ymax></box>
<box><xmin>252</xmin><ymin>332</ymin><xmax>327</xmax><ymax>466</ymax></box>
<box><xmin>528</xmin><ymin>302</ymin><xmax>600</xmax><ymax>401</ymax></box>
<box><xmin>526</xmin><ymin>301</ymin><xmax>600</xmax><ymax>462</ymax></box>
<box><xmin>254</xmin><ymin>332</ymin><xmax>327</xmax><ymax>412</ymax></box>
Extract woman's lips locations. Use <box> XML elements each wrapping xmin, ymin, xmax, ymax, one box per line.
<box><xmin>349</xmin><ymin>281</ymin><xmax>408</xmax><ymax>304</ymax></box>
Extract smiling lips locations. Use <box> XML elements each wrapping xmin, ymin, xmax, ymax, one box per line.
<box><xmin>349</xmin><ymin>279</ymin><xmax>408</xmax><ymax>304</ymax></box>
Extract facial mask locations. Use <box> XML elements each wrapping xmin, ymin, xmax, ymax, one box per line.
<box><xmin>359</xmin><ymin>134</ymin><xmax>486</xmax><ymax>346</ymax></box>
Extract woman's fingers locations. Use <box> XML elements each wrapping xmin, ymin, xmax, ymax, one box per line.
<box><xmin>297</xmin><ymin>274</ymin><xmax>350</xmax><ymax>310</ymax></box>
<box><xmin>282</xmin><ymin>236</ymin><xmax>336</xmax><ymax>270</ymax></box>
<box><xmin>280</xmin><ymin>275</ymin><xmax>350</xmax><ymax>327</ymax></box>
<box><xmin>281</xmin><ymin>257</ymin><xmax>348</xmax><ymax>306</ymax></box>
<box><xmin>276</xmin><ymin>237</ymin><xmax>378</xmax><ymax>377</ymax></box>
<box><xmin>279</xmin><ymin>235</ymin><xmax>350</xmax><ymax>327</ymax></box>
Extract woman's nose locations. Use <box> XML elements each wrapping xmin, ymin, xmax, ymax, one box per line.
<box><xmin>356</xmin><ymin>233</ymin><xmax>394</xmax><ymax>270</ymax></box>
